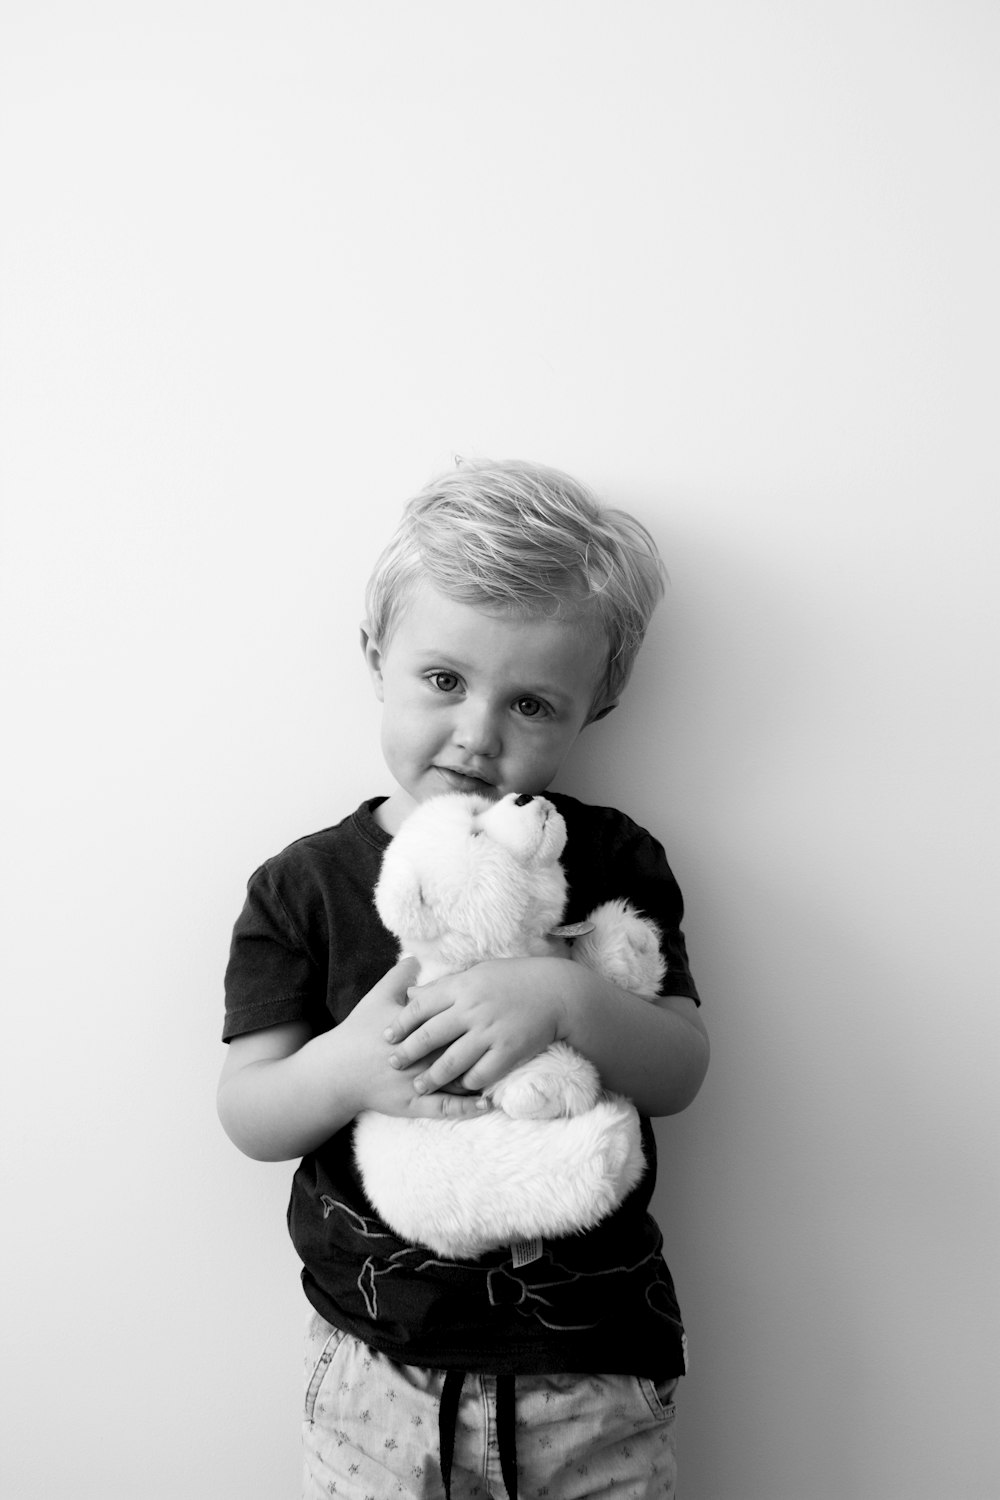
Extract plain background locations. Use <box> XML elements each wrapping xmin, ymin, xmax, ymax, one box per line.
<box><xmin>2</xmin><ymin>4</ymin><xmax>997</xmax><ymax>1497</ymax></box>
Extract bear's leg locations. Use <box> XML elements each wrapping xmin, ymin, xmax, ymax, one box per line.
<box><xmin>488</xmin><ymin>1043</ymin><xmax>601</xmax><ymax>1119</ymax></box>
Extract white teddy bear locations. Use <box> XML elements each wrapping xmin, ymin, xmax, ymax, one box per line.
<box><xmin>352</xmin><ymin>790</ymin><xmax>666</xmax><ymax>1260</ymax></box>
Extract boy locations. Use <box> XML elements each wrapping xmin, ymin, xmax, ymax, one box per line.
<box><xmin>219</xmin><ymin>460</ymin><xmax>709</xmax><ymax>1499</ymax></box>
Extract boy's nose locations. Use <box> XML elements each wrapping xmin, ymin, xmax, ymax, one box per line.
<box><xmin>453</xmin><ymin>700</ymin><xmax>502</xmax><ymax>757</ymax></box>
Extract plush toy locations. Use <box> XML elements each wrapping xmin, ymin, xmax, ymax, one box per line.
<box><xmin>352</xmin><ymin>790</ymin><xmax>666</xmax><ymax>1260</ymax></box>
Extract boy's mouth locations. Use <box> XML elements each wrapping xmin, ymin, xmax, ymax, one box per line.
<box><xmin>433</xmin><ymin>765</ymin><xmax>499</xmax><ymax>796</ymax></box>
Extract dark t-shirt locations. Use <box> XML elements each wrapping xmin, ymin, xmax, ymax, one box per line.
<box><xmin>224</xmin><ymin>792</ymin><xmax>699</xmax><ymax>1377</ymax></box>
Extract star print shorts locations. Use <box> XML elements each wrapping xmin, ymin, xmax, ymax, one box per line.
<box><xmin>303</xmin><ymin>1312</ymin><xmax>679</xmax><ymax>1499</ymax></box>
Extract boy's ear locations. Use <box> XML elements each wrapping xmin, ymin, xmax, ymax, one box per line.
<box><xmin>360</xmin><ymin>622</ymin><xmax>385</xmax><ymax>701</ymax></box>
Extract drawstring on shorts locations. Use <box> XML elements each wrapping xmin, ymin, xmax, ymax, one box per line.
<box><xmin>439</xmin><ymin>1370</ymin><xmax>518</xmax><ymax>1500</ymax></box>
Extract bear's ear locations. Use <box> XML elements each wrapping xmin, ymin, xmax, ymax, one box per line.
<box><xmin>374</xmin><ymin>862</ymin><xmax>442</xmax><ymax>941</ymax></box>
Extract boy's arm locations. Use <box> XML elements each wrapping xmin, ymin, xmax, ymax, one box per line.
<box><xmin>384</xmin><ymin>958</ymin><xmax>709</xmax><ymax>1119</ymax></box>
<box><xmin>554</xmin><ymin>972</ymin><xmax>709</xmax><ymax>1116</ymax></box>
<box><xmin>217</xmin><ymin>959</ymin><xmax>487</xmax><ymax>1162</ymax></box>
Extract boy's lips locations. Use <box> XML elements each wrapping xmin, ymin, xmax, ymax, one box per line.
<box><xmin>433</xmin><ymin>765</ymin><xmax>499</xmax><ymax>795</ymax></box>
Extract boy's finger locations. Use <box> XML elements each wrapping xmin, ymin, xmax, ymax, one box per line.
<box><xmin>411</xmin><ymin>1036</ymin><xmax>486</xmax><ymax>1094</ymax></box>
<box><xmin>387</xmin><ymin>1026</ymin><xmax>461</xmax><ymax>1073</ymax></box>
<box><xmin>383</xmin><ymin>986</ymin><xmax>450</xmax><ymax>1043</ymax></box>
<box><xmin>375</xmin><ymin>958</ymin><xmax>420</xmax><ymax>1005</ymax></box>
<box><xmin>410</xmin><ymin>1091</ymin><xmax>491</xmax><ymax>1120</ymax></box>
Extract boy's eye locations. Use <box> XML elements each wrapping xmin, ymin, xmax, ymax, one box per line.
<box><xmin>429</xmin><ymin>672</ymin><xmax>460</xmax><ymax>693</ymax></box>
<box><xmin>514</xmin><ymin>696</ymin><xmax>546</xmax><ymax>719</ymax></box>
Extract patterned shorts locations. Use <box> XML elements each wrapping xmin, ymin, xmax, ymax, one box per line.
<box><xmin>303</xmin><ymin>1312</ymin><xmax>679</xmax><ymax>1499</ymax></box>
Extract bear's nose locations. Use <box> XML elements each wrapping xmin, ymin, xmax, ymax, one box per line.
<box><xmin>514</xmin><ymin>793</ymin><xmax>534</xmax><ymax>807</ymax></box>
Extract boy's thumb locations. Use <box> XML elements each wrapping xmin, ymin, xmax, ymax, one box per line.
<box><xmin>387</xmin><ymin>955</ymin><xmax>420</xmax><ymax>996</ymax></box>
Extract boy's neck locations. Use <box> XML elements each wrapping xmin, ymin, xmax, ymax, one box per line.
<box><xmin>374</xmin><ymin>790</ymin><xmax>417</xmax><ymax>836</ymax></box>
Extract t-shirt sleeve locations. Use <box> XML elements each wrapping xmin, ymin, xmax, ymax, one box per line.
<box><xmin>559</xmin><ymin>797</ymin><xmax>701</xmax><ymax>1006</ymax></box>
<box><xmin>222</xmin><ymin>862</ymin><xmax>321</xmax><ymax>1041</ymax></box>
<box><xmin>613</xmin><ymin>823</ymin><xmax>700</xmax><ymax>1004</ymax></box>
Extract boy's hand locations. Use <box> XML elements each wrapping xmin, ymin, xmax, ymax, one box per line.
<box><xmin>383</xmin><ymin>957</ymin><xmax>570</xmax><ymax>1097</ymax></box>
<box><xmin>340</xmin><ymin>959</ymin><xmax>489</xmax><ymax>1119</ymax></box>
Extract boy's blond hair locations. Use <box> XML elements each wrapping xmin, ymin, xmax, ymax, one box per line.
<box><xmin>365</xmin><ymin>459</ymin><xmax>666</xmax><ymax>718</ymax></box>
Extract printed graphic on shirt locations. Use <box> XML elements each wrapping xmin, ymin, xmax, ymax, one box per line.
<box><xmin>318</xmin><ymin>1193</ymin><xmax>686</xmax><ymax>1343</ymax></box>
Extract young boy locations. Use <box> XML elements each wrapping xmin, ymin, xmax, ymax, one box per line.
<box><xmin>219</xmin><ymin>460</ymin><xmax>709</xmax><ymax>1500</ymax></box>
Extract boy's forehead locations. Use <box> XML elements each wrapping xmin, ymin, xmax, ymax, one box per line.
<box><xmin>395</xmin><ymin>575</ymin><xmax>596</xmax><ymax>629</ymax></box>
<box><xmin>391</xmin><ymin>580</ymin><xmax>608</xmax><ymax>679</ymax></box>
<box><xmin>398</xmin><ymin>578</ymin><xmax>604</xmax><ymax>643</ymax></box>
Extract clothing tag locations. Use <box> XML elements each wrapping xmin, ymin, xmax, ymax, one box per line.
<box><xmin>510</xmin><ymin>1237</ymin><xmax>543</xmax><ymax>1267</ymax></box>
<box><xmin>550</xmin><ymin>921</ymin><xmax>595</xmax><ymax>939</ymax></box>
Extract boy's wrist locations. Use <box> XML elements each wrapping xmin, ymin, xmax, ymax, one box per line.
<box><xmin>549</xmin><ymin>956</ymin><xmax>604</xmax><ymax>1048</ymax></box>
<box><xmin>312</xmin><ymin>1014</ymin><xmax>375</xmax><ymax>1121</ymax></box>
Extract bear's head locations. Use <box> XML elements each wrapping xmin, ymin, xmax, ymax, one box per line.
<box><xmin>374</xmin><ymin>792</ymin><xmax>569</xmax><ymax>979</ymax></box>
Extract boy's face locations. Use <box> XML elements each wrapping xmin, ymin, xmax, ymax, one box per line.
<box><xmin>363</xmin><ymin>583</ymin><xmax>606</xmax><ymax>834</ymax></box>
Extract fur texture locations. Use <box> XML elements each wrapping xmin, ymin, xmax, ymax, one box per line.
<box><xmin>353</xmin><ymin>791</ymin><xmax>665</xmax><ymax>1259</ymax></box>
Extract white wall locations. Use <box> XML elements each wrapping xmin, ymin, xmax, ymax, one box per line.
<box><xmin>3</xmin><ymin>4</ymin><xmax>997</xmax><ymax>1497</ymax></box>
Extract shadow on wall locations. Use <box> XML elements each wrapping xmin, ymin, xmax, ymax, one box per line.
<box><xmin>558</xmin><ymin>518</ymin><xmax>955</xmax><ymax>1492</ymax></box>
